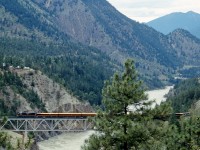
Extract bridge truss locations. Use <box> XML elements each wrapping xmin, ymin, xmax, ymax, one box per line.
<box><xmin>0</xmin><ymin>118</ymin><xmax>92</xmax><ymax>132</ymax></box>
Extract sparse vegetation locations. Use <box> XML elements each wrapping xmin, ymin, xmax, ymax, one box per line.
<box><xmin>0</xmin><ymin>70</ymin><xmax>46</xmax><ymax>115</ymax></box>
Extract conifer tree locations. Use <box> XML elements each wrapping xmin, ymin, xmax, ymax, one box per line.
<box><xmin>165</xmin><ymin>111</ymin><xmax>200</xmax><ymax>149</ymax></box>
<box><xmin>82</xmin><ymin>59</ymin><xmax>160</xmax><ymax>150</ymax></box>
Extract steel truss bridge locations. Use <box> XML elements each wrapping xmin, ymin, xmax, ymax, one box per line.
<box><xmin>0</xmin><ymin>117</ymin><xmax>92</xmax><ymax>132</ymax></box>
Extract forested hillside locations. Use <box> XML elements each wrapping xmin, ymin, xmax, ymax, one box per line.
<box><xmin>168</xmin><ymin>29</ymin><xmax>200</xmax><ymax>66</ymax></box>
<box><xmin>0</xmin><ymin>0</ymin><xmax>167</xmax><ymax>105</ymax></box>
<box><xmin>32</xmin><ymin>0</ymin><xmax>179</xmax><ymax>83</ymax></box>
<box><xmin>0</xmin><ymin>0</ymin><xmax>200</xmax><ymax>105</ymax></box>
<box><xmin>0</xmin><ymin>0</ymin><xmax>68</xmax><ymax>43</ymax></box>
<box><xmin>30</xmin><ymin>0</ymin><xmax>200</xmax><ymax>85</ymax></box>
<box><xmin>0</xmin><ymin>37</ymin><xmax>118</xmax><ymax>105</ymax></box>
<box><xmin>0</xmin><ymin>0</ymin><xmax>120</xmax><ymax>105</ymax></box>
<box><xmin>167</xmin><ymin>78</ymin><xmax>200</xmax><ymax>112</ymax></box>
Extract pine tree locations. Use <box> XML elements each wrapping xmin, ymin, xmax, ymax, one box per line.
<box><xmin>82</xmin><ymin>59</ymin><xmax>160</xmax><ymax>150</ymax></box>
<box><xmin>167</xmin><ymin>111</ymin><xmax>200</xmax><ymax>150</ymax></box>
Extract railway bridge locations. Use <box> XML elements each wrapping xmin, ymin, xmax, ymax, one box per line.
<box><xmin>0</xmin><ymin>113</ymin><xmax>96</xmax><ymax>132</ymax></box>
<box><xmin>0</xmin><ymin>112</ymin><xmax>188</xmax><ymax>132</ymax></box>
<box><xmin>0</xmin><ymin>117</ymin><xmax>92</xmax><ymax>132</ymax></box>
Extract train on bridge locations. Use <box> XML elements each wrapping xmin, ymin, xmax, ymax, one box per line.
<box><xmin>17</xmin><ymin>112</ymin><xmax>97</xmax><ymax>118</ymax></box>
<box><xmin>16</xmin><ymin>112</ymin><xmax>189</xmax><ymax>118</ymax></box>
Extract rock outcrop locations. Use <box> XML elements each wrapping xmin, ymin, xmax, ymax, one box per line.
<box><xmin>11</xmin><ymin>67</ymin><xmax>93</xmax><ymax>113</ymax></box>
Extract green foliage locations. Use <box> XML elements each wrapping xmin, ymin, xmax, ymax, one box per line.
<box><xmin>0</xmin><ymin>70</ymin><xmax>46</xmax><ymax>115</ymax></box>
<box><xmin>82</xmin><ymin>59</ymin><xmax>200</xmax><ymax>150</ymax></box>
<box><xmin>0</xmin><ymin>71</ymin><xmax>22</xmax><ymax>88</ymax></box>
<box><xmin>0</xmin><ymin>71</ymin><xmax>23</xmax><ymax>116</ymax></box>
<box><xmin>0</xmin><ymin>131</ymin><xmax>33</xmax><ymax>150</ymax></box>
<box><xmin>82</xmin><ymin>59</ymin><xmax>172</xmax><ymax>150</ymax></box>
<box><xmin>22</xmin><ymin>89</ymin><xmax>46</xmax><ymax>111</ymax></box>
<box><xmin>0</xmin><ymin>100</ymin><xmax>20</xmax><ymax>116</ymax></box>
<box><xmin>0</xmin><ymin>0</ymin><xmax>66</xmax><ymax>41</ymax></box>
<box><xmin>0</xmin><ymin>36</ymin><xmax>117</xmax><ymax>105</ymax></box>
<box><xmin>0</xmin><ymin>132</ymin><xmax>14</xmax><ymax>149</ymax></box>
<box><xmin>165</xmin><ymin>112</ymin><xmax>200</xmax><ymax>150</ymax></box>
<box><xmin>167</xmin><ymin>78</ymin><xmax>200</xmax><ymax>112</ymax></box>
<box><xmin>152</xmin><ymin>102</ymin><xmax>173</xmax><ymax>121</ymax></box>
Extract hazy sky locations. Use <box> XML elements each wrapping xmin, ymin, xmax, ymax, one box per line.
<box><xmin>107</xmin><ymin>0</ymin><xmax>200</xmax><ymax>23</ymax></box>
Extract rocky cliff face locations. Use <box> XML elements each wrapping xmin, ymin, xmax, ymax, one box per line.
<box><xmin>13</xmin><ymin>69</ymin><xmax>92</xmax><ymax>112</ymax></box>
<box><xmin>14</xmin><ymin>68</ymin><xmax>80</xmax><ymax>112</ymax></box>
<box><xmin>28</xmin><ymin>0</ymin><xmax>185</xmax><ymax>88</ymax></box>
<box><xmin>32</xmin><ymin>0</ymin><xmax>178</xmax><ymax>68</ymax></box>
<box><xmin>33</xmin><ymin>0</ymin><xmax>123</xmax><ymax>60</ymax></box>
<box><xmin>0</xmin><ymin>86</ymin><xmax>33</xmax><ymax>113</ymax></box>
<box><xmin>2</xmin><ymin>67</ymin><xmax>93</xmax><ymax>113</ymax></box>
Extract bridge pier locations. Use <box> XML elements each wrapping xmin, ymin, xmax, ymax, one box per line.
<box><xmin>22</xmin><ymin>131</ymin><xmax>27</xmax><ymax>150</ymax></box>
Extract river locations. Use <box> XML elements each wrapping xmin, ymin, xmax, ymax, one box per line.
<box><xmin>38</xmin><ymin>86</ymin><xmax>173</xmax><ymax>150</ymax></box>
<box><xmin>38</xmin><ymin>130</ymin><xmax>95</xmax><ymax>150</ymax></box>
<box><xmin>146</xmin><ymin>86</ymin><xmax>173</xmax><ymax>108</ymax></box>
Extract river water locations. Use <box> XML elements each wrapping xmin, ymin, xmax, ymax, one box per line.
<box><xmin>146</xmin><ymin>86</ymin><xmax>173</xmax><ymax>108</ymax></box>
<box><xmin>38</xmin><ymin>86</ymin><xmax>173</xmax><ymax>150</ymax></box>
<box><xmin>38</xmin><ymin>130</ymin><xmax>95</xmax><ymax>150</ymax></box>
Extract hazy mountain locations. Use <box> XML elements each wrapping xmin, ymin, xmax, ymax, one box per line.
<box><xmin>147</xmin><ymin>11</ymin><xmax>200</xmax><ymax>39</ymax></box>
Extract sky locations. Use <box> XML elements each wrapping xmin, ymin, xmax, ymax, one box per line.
<box><xmin>107</xmin><ymin>0</ymin><xmax>200</xmax><ymax>23</ymax></box>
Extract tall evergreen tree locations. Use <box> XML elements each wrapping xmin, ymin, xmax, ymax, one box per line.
<box><xmin>82</xmin><ymin>59</ymin><xmax>160</xmax><ymax>150</ymax></box>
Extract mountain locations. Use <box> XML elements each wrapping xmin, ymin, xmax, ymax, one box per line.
<box><xmin>147</xmin><ymin>11</ymin><xmax>200</xmax><ymax>39</ymax></box>
<box><xmin>33</xmin><ymin>0</ymin><xmax>179</xmax><ymax>65</ymax></box>
<box><xmin>32</xmin><ymin>0</ymin><xmax>200</xmax><ymax>84</ymax></box>
<box><xmin>0</xmin><ymin>0</ymin><xmax>177</xmax><ymax>92</ymax></box>
<box><xmin>166</xmin><ymin>78</ymin><xmax>200</xmax><ymax>112</ymax></box>
<box><xmin>168</xmin><ymin>29</ymin><xmax>200</xmax><ymax>66</ymax></box>
<box><xmin>31</xmin><ymin>0</ymin><xmax>182</xmax><ymax>85</ymax></box>
<box><xmin>167</xmin><ymin>29</ymin><xmax>200</xmax><ymax>78</ymax></box>
<box><xmin>0</xmin><ymin>0</ymin><xmax>200</xmax><ymax>105</ymax></box>
<box><xmin>0</xmin><ymin>0</ymin><xmax>119</xmax><ymax>105</ymax></box>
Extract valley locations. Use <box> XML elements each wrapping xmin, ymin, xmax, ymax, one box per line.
<box><xmin>0</xmin><ymin>0</ymin><xmax>200</xmax><ymax>149</ymax></box>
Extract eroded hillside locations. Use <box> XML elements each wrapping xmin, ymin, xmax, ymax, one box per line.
<box><xmin>0</xmin><ymin>67</ymin><xmax>93</xmax><ymax>116</ymax></box>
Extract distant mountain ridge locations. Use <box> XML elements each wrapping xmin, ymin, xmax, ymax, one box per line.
<box><xmin>147</xmin><ymin>11</ymin><xmax>200</xmax><ymax>39</ymax></box>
